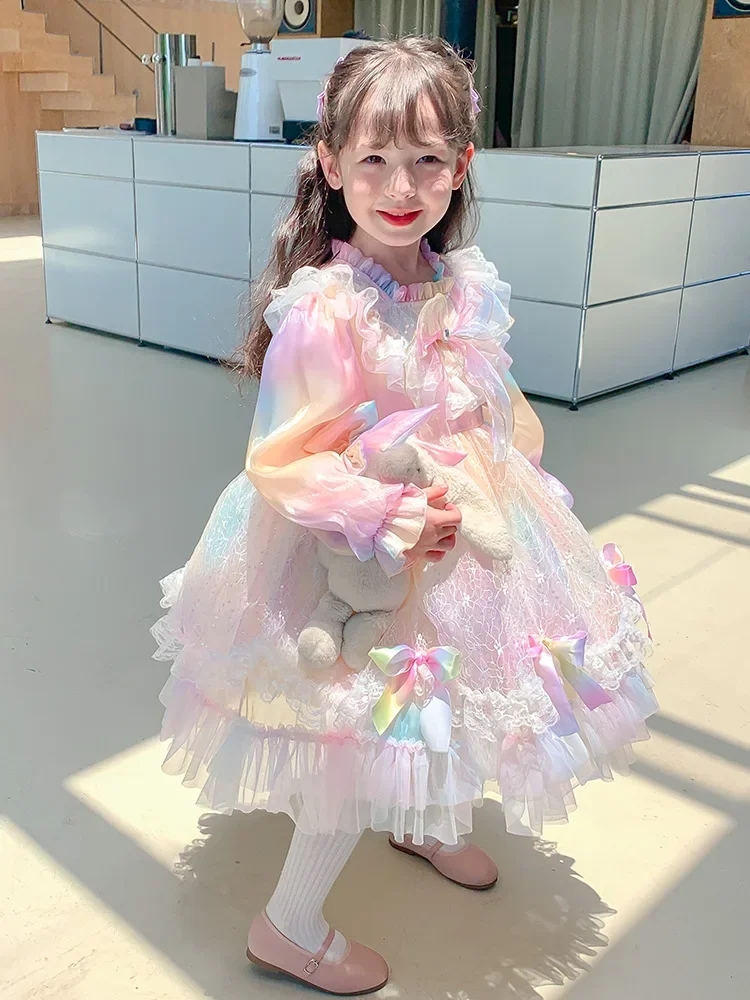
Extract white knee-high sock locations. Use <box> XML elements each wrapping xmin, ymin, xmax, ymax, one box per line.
<box><xmin>266</xmin><ymin>828</ymin><xmax>362</xmax><ymax>963</ymax></box>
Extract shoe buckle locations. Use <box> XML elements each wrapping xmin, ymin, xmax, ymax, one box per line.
<box><xmin>303</xmin><ymin>958</ymin><xmax>320</xmax><ymax>976</ymax></box>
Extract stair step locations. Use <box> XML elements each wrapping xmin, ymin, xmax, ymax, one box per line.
<box><xmin>20</xmin><ymin>71</ymin><xmax>116</xmax><ymax>96</ymax></box>
<box><xmin>36</xmin><ymin>32</ymin><xmax>70</xmax><ymax>56</ymax></box>
<box><xmin>42</xmin><ymin>91</ymin><xmax>134</xmax><ymax>111</ymax></box>
<box><xmin>0</xmin><ymin>12</ymin><xmax>48</xmax><ymax>36</ymax></box>
<box><xmin>42</xmin><ymin>90</ymin><xmax>95</xmax><ymax>110</ymax></box>
<box><xmin>8</xmin><ymin>30</ymin><xmax>71</xmax><ymax>55</ymax></box>
<box><xmin>0</xmin><ymin>27</ymin><xmax>19</xmax><ymax>51</ymax></box>
<box><xmin>0</xmin><ymin>0</ymin><xmax>32</xmax><ymax>20</ymax></box>
<box><xmin>0</xmin><ymin>50</ymin><xmax>92</xmax><ymax>72</ymax></box>
<box><xmin>39</xmin><ymin>109</ymin><xmax>64</xmax><ymax>130</ymax></box>
<box><xmin>63</xmin><ymin>103</ymin><xmax>136</xmax><ymax>128</ymax></box>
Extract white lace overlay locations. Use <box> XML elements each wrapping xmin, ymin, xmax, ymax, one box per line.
<box><xmin>152</xmin><ymin>246</ymin><xmax>657</xmax><ymax>839</ymax></box>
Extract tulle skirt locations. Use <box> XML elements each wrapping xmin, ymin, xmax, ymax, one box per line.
<box><xmin>152</xmin><ymin>430</ymin><xmax>656</xmax><ymax>841</ymax></box>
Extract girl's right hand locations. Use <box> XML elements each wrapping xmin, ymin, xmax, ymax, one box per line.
<box><xmin>408</xmin><ymin>485</ymin><xmax>462</xmax><ymax>563</ymax></box>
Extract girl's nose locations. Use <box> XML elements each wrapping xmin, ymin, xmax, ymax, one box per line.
<box><xmin>385</xmin><ymin>165</ymin><xmax>417</xmax><ymax>199</ymax></box>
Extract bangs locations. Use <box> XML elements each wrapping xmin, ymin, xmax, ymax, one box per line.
<box><xmin>337</xmin><ymin>60</ymin><xmax>468</xmax><ymax>150</ymax></box>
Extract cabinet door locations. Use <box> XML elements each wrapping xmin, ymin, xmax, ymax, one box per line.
<box><xmin>674</xmin><ymin>275</ymin><xmax>750</xmax><ymax>370</ymax></box>
<box><xmin>588</xmin><ymin>202</ymin><xmax>692</xmax><ymax>305</ymax></box>
<box><xmin>39</xmin><ymin>172</ymin><xmax>136</xmax><ymax>261</ymax></box>
<box><xmin>36</xmin><ymin>133</ymin><xmax>133</xmax><ymax>179</ymax></box>
<box><xmin>508</xmin><ymin>300</ymin><xmax>581</xmax><ymax>402</ymax></box>
<box><xmin>138</xmin><ymin>264</ymin><xmax>249</xmax><ymax>360</ymax></box>
<box><xmin>134</xmin><ymin>139</ymin><xmax>249</xmax><ymax>191</ymax></box>
<box><xmin>597</xmin><ymin>155</ymin><xmax>697</xmax><ymax>208</ymax></box>
<box><xmin>686</xmin><ymin>195</ymin><xmax>750</xmax><ymax>285</ymax></box>
<box><xmin>251</xmin><ymin>145</ymin><xmax>306</xmax><ymax>196</ymax></box>
<box><xmin>696</xmin><ymin>151</ymin><xmax>750</xmax><ymax>198</ymax></box>
<box><xmin>473</xmin><ymin>151</ymin><xmax>597</xmax><ymax>207</ymax></box>
<box><xmin>44</xmin><ymin>247</ymin><xmax>138</xmax><ymax>339</ymax></box>
<box><xmin>477</xmin><ymin>201</ymin><xmax>592</xmax><ymax>306</ymax></box>
<box><xmin>136</xmin><ymin>183</ymin><xmax>250</xmax><ymax>279</ymax></box>
<box><xmin>578</xmin><ymin>290</ymin><xmax>681</xmax><ymax>399</ymax></box>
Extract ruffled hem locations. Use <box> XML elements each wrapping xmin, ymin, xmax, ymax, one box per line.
<box><xmin>158</xmin><ymin>658</ymin><xmax>657</xmax><ymax>840</ymax></box>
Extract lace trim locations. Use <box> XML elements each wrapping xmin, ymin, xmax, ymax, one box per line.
<box><xmin>156</xmin><ymin>584</ymin><xmax>652</xmax><ymax>748</ymax></box>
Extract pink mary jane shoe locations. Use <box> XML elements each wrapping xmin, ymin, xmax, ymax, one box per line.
<box><xmin>389</xmin><ymin>835</ymin><xmax>499</xmax><ymax>890</ymax></box>
<box><xmin>247</xmin><ymin>910</ymin><xmax>390</xmax><ymax>996</ymax></box>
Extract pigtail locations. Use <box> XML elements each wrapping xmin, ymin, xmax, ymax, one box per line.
<box><xmin>233</xmin><ymin>36</ymin><xmax>480</xmax><ymax>381</ymax></box>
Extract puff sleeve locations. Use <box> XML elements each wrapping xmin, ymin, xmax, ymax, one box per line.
<box><xmin>245</xmin><ymin>289</ymin><xmax>426</xmax><ymax>575</ymax></box>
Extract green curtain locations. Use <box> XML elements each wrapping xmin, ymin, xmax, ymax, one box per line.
<box><xmin>354</xmin><ymin>0</ymin><xmax>497</xmax><ymax>148</ymax></box>
<box><xmin>512</xmin><ymin>0</ymin><xmax>706</xmax><ymax>147</ymax></box>
<box><xmin>473</xmin><ymin>1</ymin><xmax>497</xmax><ymax>150</ymax></box>
<box><xmin>354</xmin><ymin>0</ymin><xmax>442</xmax><ymax>38</ymax></box>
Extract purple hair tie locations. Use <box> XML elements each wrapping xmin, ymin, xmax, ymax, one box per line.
<box><xmin>317</xmin><ymin>55</ymin><xmax>347</xmax><ymax>123</ymax></box>
<box><xmin>471</xmin><ymin>87</ymin><xmax>481</xmax><ymax>116</ymax></box>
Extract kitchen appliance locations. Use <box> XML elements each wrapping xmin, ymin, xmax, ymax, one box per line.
<box><xmin>233</xmin><ymin>0</ymin><xmax>285</xmax><ymax>141</ymax></box>
<box><xmin>272</xmin><ymin>36</ymin><xmax>365</xmax><ymax>141</ymax></box>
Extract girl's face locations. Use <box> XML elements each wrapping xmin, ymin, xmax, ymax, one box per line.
<box><xmin>319</xmin><ymin>104</ymin><xmax>474</xmax><ymax>248</ymax></box>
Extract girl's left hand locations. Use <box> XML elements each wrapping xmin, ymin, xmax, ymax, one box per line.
<box><xmin>408</xmin><ymin>485</ymin><xmax>462</xmax><ymax>564</ymax></box>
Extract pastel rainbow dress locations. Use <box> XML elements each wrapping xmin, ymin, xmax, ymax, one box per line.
<box><xmin>152</xmin><ymin>240</ymin><xmax>656</xmax><ymax>842</ymax></box>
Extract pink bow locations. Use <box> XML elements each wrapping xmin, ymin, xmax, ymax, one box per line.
<box><xmin>602</xmin><ymin>544</ymin><xmax>651</xmax><ymax>638</ymax></box>
<box><xmin>528</xmin><ymin>632</ymin><xmax>612</xmax><ymax>737</ymax></box>
<box><xmin>404</xmin><ymin>294</ymin><xmax>513</xmax><ymax>462</ymax></box>
<box><xmin>602</xmin><ymin>543</ymin><xmax>637</xmax><ymax>587</ymax></box>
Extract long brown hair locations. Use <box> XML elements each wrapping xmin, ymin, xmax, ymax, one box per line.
<box><xmin>236</xmin><ymin>36</ymin><xmax>480</xmax><ymax>380</ymax></box>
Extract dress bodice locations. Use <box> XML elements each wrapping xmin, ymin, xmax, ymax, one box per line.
<box><xmin>263</xmin><ymin>241</ymin><xmax>517</xmax><ymax>462</ymax></box>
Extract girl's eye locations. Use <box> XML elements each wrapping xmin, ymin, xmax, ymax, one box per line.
<box><xmin>363</xmin><ymin>155</ymin><xmax>385</xmax><ymax>165</ymax></box>
<box><xmin>418</xmin><ymin>155</ymin><xmax>441</xmax><ymax>164</ymax></box>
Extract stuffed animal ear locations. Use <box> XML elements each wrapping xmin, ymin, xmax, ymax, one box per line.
<box><xmin>304</xmin><ymin>400</ymin><xmax>379</xmax><ymax>454</ymax></box>
<box><xmin>357</xmin><ymin>405</ymin><xmax>438</xmax><ymax>456</ymax></box>
<box><xmin>415</xmin><ymin>439</ymin><xmax>467</xmax><ymax>467</ymax></box>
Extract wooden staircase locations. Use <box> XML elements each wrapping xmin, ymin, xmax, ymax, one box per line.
<box><xmin>1</xmin><ymin>0</ymin><xmax>138</xmax><ymax>213</ymax></box>
<box><xmin>0</xmin><ymin>2</ymin><xmax>136</xmax><ymax>128</ymax></box>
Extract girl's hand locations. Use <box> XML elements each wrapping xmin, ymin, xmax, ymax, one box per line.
<box><xmin>408</xmin><ymin>485</ymin><xmax>462</xmax><ymax>563</ymax></box>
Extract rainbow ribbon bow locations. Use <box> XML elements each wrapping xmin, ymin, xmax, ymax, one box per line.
<box><xmin>601</xmin><ymin>543</ymin><xmax>652</xmax><ymax>638</ymax></box>
<box><xmin>369</xmin><ymin>644</ymin><xmax>462</xmax><ymax>753</ymax></box>
<box><xmin>528</xmin><ymin>632</ymin><xmax>612</xmax><ymax>737</ymax></box>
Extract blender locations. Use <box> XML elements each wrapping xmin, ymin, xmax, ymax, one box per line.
<box><xmin>233</xmin><ymin>0</ymin><xmax>285</xmax><ymax>141</ymax></box>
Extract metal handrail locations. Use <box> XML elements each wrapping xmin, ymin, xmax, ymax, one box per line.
<box><xmin>113</xmin><ymin>0</ymin><xmax>157</xmax><ymax>36</ymax></box>
<box><xmin>65</xmin><ymin>0</ymin><xmax>154</xmax><ymax>74</ymax></box>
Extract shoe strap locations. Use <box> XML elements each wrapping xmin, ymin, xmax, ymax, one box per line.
<box><xmin>425</xmin><ymin>840</ymin><xmax>445</xmax><ymax>860</ymax></box>
<box><xmin>303</xmin><ymin>927</ymin><xmax>337</xmax><ymax>976</ymax></box>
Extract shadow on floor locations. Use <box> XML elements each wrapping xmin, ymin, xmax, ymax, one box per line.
<box><xmin>173</xmin><ymin>802</ymin><xmax>613</xmax><ymax>1000</ymax></box>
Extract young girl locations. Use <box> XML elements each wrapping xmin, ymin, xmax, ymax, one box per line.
<box><xmin>153</xmin><ymin>37</ymin><xmax>656</xmax><ymax>994</ymax></box>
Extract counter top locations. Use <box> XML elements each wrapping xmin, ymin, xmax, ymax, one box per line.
<box><xmin>44</xmin><ymin>129</ymin><xmax>271</xmax><ymax>149</ymax></box>
<box><xmin>41</xmin><ymin>132</ymin><xmax>750</xmax><ymax>159</ymax></box>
